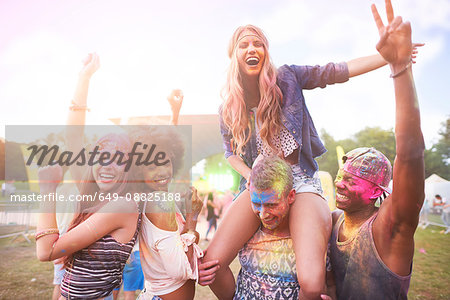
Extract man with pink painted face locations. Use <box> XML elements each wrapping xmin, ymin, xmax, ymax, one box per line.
<box><xmin>233</xmin><ymin>155</ymin><xmax>299</xmax><ymax>299</ymax></box>
<box><xmin>326</xmin><ymin>1</ymin><xmax>425</xmax><ymax>299</ymax></box>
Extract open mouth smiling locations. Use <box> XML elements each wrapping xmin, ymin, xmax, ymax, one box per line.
<box><xmin>336</xmin><ymin>192</ymin><xmax>350</xmax><ymax>202</ymax></box>
<box><xmin>148</xmin><ymin>177</ymin><xmax>170</xmax><ymax>185</ymax></box>
<box><xmin>98</xmin><ymin>172</ymin><xmax>116</xmax><ymax>183</ymax></box>
<box><xmin>246</xmin><ymin>57</ymin><xmax>259</xmax><ymax>66</ymax></box>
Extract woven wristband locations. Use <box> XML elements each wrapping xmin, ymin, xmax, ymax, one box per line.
<box><xmin>390</xmin><ymin>61</ymin><xmax>412</xmax><ymax>78</ymax></box>
<box><xmin>70</xmin><ymin>100</ymin><xmax>91</xmax><ymax>112</ymax></box>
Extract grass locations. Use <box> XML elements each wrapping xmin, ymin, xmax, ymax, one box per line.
<box><xmin>408</xmin><ymin>225</ymin><xmax>450</xmax><ymax>300</ymax></box>
<box><xmin>0</xmin><ymin>227</ymin><xmax>448</xmax><ymax>299</ymax></box>
<box><xmin>0</xmin><ymin>236</ymin><xmax>53</xmax><ymax>300</ymax></box>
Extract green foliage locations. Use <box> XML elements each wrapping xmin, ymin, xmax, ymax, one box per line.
<box><xmin>4</xmin><ymin>141</ymin><xmax>28</xmax><ymax>181</ymax></box>
<box><xmin>318</xmin><ymin>117</ymin><xmax>450</xmax><ymax>181</ymax></box>
<box><xmin>424</xmin><ymin>117</ymin><xmax>449</xmax><ymax>180</ymax></box>
<box><xmin>353</xmin><ymin>127</ymin><xmax>396</xmax><ymax>164</ymax></box>
<box><xmin>0</xmin><ymin>139</ymin><xmax>4</xmax><ymax>180</ymax></box>
<box><xmin>204</xmin><ymin>153</ymin><xmax>240</xmax><ymax>191</ymax></box>
<box><xmin>317</xmin><ymin>127</ymin><xmax>395</xmax><ymax>180</ymax></box>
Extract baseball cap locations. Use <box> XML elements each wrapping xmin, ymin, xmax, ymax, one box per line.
<box><xmin>342</xmin><ymin>147</ymin><xmax>392</xmax><ymax>194</ymax></box>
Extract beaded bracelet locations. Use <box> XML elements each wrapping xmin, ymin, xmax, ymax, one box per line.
<box><xmin>35</xmin><ymin>228</ymin><xmax>59</xmax><ymax>240</ymax></box>
<box><xmin>69</xmin><ymin>100</ymin><xmax>91</xmax><ymax>112</ymax></box>
<box><xmin>390</xmin><ymin>61</ymin><xmax>412</xmax><ymax>78</ymax></box>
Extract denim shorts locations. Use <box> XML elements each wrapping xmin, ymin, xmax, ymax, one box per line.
<box><xmin>291</xmin><ymin>164</ymin><xmax>323</xmax><ymax>196</ymax></box>
<box><xmin>53</xmin><ymin>263</ymin><xmax>65</xmax><ymax>285</ymax></box>
<box><xmin>136</xmin><ymin>287</ymin><xmax>162</xmax><ymax>300</ymax></box>
<box><xmin>233</xmin><ymin>164</ymin><xmax>324</xmax><ymax>201</ymax></box>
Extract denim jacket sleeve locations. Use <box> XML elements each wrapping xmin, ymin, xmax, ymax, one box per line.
<box><xmin>291</xmin><ymin>62</ymin><xmax>349</xmax><ymax>89</ymax></box>
<box><xmin>277</xmin><ymin>63</ymin><xmax>349</xmax><ymax>177</ymax></box>
<box><xmin>218</xmin><ymin>105</ymin><xmax>234</xmax><ymax>159</ymax></box>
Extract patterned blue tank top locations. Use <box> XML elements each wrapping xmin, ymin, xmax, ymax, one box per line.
<box><xmin>234</xmin><ymin>228</ymin><xmax>299</xmax><ymax>300</ymax></box>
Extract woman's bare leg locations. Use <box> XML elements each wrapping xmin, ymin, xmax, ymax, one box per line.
<box><xmin>289</xmin><ymin>193</ymin><xmax>332</xmax><ymax>300</ymax></box>
<box><xmin>203</xmin><ymin>190</ymin><xmax>260</xmax><ymax>299</ymax></box>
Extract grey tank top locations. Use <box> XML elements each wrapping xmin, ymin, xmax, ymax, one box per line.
<box><xmin>330</xmin><ymin>213</ymin><xmax>411</xmax><ymax>300</ymax></box>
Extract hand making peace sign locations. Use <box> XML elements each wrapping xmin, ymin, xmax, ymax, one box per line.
<box><xmin>371</xmin><ymin>0</ymin><xmax>414</xmax><ymax>67</ymax></box>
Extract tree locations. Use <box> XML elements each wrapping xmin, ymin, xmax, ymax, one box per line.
<box><xmin>317</xmin><ymin>127</ymin><xmax>395</xmax><ymax>180</ymax></box>
<box><xmin>0</xmin><ymin>139</ymin><xmax>4</xmax><ymax>181</ymax></box>
<box><xmin>424</xmin><ymin>117</ymin><xmax>449</xmax><ymax>179</ymax></box>
<box><xmin>318</xmin><ymin>119</ymin><xmax>450</xmax><ymax>181</ymax></box>
<box><xmin>353</xmin><ymin>127</ymin><xmax>396</xmax><ymax>165</ymax></box>
<box><xmin>316</xmin><ymin>130</ymin><xmax>339</xmax><ymax>179</ymax></box>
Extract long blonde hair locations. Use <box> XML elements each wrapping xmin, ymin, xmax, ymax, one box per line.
<box><xmin>222</xmin><ymin>24</ymin><xmax>283</xmax><ymax>156</ymax></box>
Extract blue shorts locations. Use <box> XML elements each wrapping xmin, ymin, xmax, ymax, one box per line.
<box><xmin>114</xmin><ymin>251</ymin><xmax>144</xmax><ymax>291</ymax></box>
<box><xmin>53</xmin><ymin>263</ymin><xmax>65</xmax><ymax>285</ymax></box>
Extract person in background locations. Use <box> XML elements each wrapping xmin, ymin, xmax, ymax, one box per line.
<box><xmin>432</xmin><ymin>194</ymin><xmax>444</xmax><ymax>214</ymax></box>
<box><xmin>205</xmin><ymin>192</ymin><xmax>219</xmax><ymax>241</ymax></box>
<box><xmin>440</xmin><ymin>198</ymin><xmax>450</xmax><ymax>234</ymax></box>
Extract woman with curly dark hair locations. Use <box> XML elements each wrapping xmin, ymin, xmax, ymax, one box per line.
<box><xmin>129</xmin><ymin>121</ymin><xmax>204</xmax><ymax>300</ymax></box>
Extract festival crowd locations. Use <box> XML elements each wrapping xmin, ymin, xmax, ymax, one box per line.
<box><xmin>35</xmin><ymin>1</ymin><xmax>425</xmax><ymax>299</ymax></box>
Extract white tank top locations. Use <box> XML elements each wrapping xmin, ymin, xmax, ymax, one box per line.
<box><xmin>139</xmin><ymin>211</ymin><xmax>203</xmax><ymax>296</ymax></box>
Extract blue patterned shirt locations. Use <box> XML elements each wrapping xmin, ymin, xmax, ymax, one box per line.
<box><xmin>234</xmin><ymin>229</ymin><xmax>299</xmax><ymax>300</ymax></box>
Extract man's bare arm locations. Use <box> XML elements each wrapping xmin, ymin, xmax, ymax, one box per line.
<box><xmin>371</xmin><ymin>0</ymin><xmax>425</xmax><ymax>275</ymax></box>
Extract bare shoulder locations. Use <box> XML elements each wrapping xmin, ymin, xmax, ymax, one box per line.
<box><xmin>146</xmin><ymin>212</ymin><xmax>178</xmax><ymax>232</ymax></box>
<box><xmin>98</xmin><ymin>197</ymin><xmax>139</xmax><ymax>214</ymax></box>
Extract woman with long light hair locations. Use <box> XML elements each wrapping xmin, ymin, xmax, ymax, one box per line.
<box><xmin>202</xmin><ymin>24</ymin><xmax>398</xmax><ymax>299</ymax></box>
<box><xmin>36</xmin><ymin>53</ymin><xmax>141</xmax><ymax>300</ymax></box>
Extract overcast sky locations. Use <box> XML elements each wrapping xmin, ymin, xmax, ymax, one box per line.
<box><xmin>1</xmin><ymin>0</ymin><xmax>449</xmax><ymax>148</ymax></box>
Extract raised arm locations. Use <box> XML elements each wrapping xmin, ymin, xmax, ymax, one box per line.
<box><xmin>347</xmin><ymin>54</ymin><xmax>386</xmax><ymax>77</ymax></box>
<box><xmin>374</xmin><ymin>0</ymin><xmax>424</xmax><ymax>225</ymax></box>
<box><xmin>66</xmin><ymin>53</ymin><xmax>100</xmax><ymax>126</ymax></box>
<box><xmin>347</xmin><ymin>45</ymin><xmax>423</xmax><ymax>77</ymax></box>
<box><xmin>371</xmin><ymin>0</ymin><xmax>424</xmax><ymax>274</ymax></box>
<box><xmin>346</xmin><ymin>12</ymin><xmax>424</xmax><ymax>78</ymax></box>
<box><xmin>167</xmin><ymin>89</ymin><xmax>183</xmax><ymax>125</ymax></box>
<box><xmin>65</xmin><ymin>53</ymin><xmax>100</xmax><ymax>189</ymax></box>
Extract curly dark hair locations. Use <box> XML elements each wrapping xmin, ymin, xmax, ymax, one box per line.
<box><xmin>128</xmin><ymin>125</ymin><xmax>185</xmax><ymax>185</ymax></box>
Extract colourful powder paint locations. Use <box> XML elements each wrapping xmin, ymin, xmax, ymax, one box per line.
<box><xmin>251</xmin><ymin>190</ymin><xmax>277</xmax><ymax>206</ymax></box>
<box><xmin>236</xmin><ymin>229</ymin><xmax>299</xmax><ymax>299</ymax></box>
<box><xmin>271</xmin><ymin>164</ymin><xmax>289</xmax><ymax>196</ymax></box>
<box><xmin>335</xmin><ymin>169</ymin><xmax>379</xmax><ymax>208</ymax></box>
<box><xmin>250</xmin><ymin>188</ymin><xmax>289</xmax><ymax>231</ymax></box>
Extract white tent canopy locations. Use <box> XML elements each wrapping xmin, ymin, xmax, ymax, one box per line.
<box><xmin>424</xmin><ymin>174</ymin><xmax>450</xmax><ymax>206</ymax></box>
